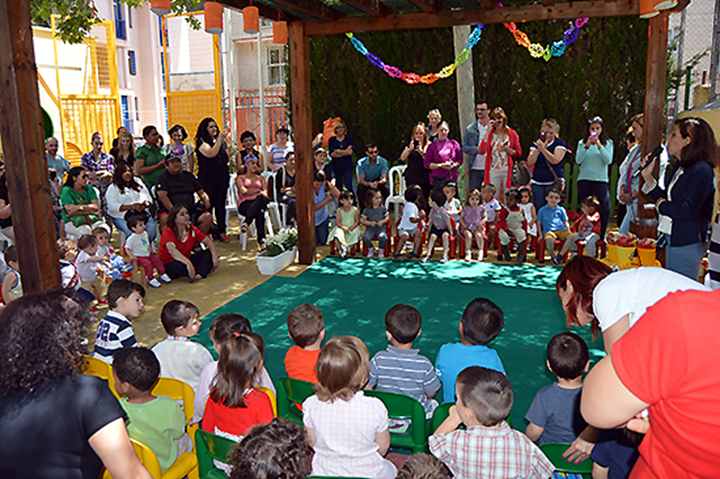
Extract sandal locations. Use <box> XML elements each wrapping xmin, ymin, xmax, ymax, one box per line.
<box><xmin>240</xmin><ymin>223</ymin><xmax>249</xmax><ymax>234</ymax></box>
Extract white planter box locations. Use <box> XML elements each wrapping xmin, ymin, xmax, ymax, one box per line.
<box><xmin>255</xmin><ymin>247</ymin><xmax>297</xmax><ymax>275</ymax></box>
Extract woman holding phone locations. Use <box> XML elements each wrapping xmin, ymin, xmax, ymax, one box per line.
<box><xmin>527</xmin><ymin>119</ymin><xmax>567</xmax><ymax>210</ymax></box>
<box><xmin>576</xmin><ymin>116</ymin><xmax>613</xmax><ymax>237</ymax></box>
<box><xmin>479</xmin><ymin>107</ymin><xmax>522</xmax><ymax>199</ymax></box>
<box><xmin>400</xmin><ymin>123</ymin><xmax>431</xmax><ymax>202</ymax></box>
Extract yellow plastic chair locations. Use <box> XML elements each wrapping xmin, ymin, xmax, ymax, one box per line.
<box><xmin>82</xmin><ymin>354</ymin><xmax>119</xmax><ymax>398</ymax></box>
<box><xmin>256</xmin><ymin>385</ymin><xmax>278</xmax><ymax>416</ymax></box>
<box><xmin>103</xmin><ymin>438</ymin><xmax>198</xmax><ymax>479</ymax></box>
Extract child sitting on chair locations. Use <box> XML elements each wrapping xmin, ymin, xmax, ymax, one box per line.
<box><xmin>124</xmin><ymin>214</ymin><xmax>171</xmax><ymax>288</ymax></box>
<box><xmin>443</xmin><ymin>183</ymin><xmax>461</xmax><ymax>224</ymax></box>
<box><xmin>429</xmin><ymin>366</ymin><xmax>554</xmax><ymax>478</ymax></box>
<box><xmin>285</xmin><ymin>304</ymin><xmax>325</xmax><ymax>383</ymax></box>
<box><xmin>422</xmin><ymin>189</ymin><xmax>452</xmax><ymax>264</ymax></box>
<box><xmin>361</xmin><ymin>188</ymin><xmax>390</xmax><ymax>259</ymax></box>
<box><xmin>75</xmin><ymin>234</ymin><xmax>110</xmax><ymax>303</ymax></box>
<box><xmin>329</xmin><ymin>191</ymin><xmax>361</xmax><ymax>258</ymax></box>
<box><xmin>497</xmin><ymin>189</ymin><xmax>527</xmax><ymax>264</ymax></box>
<box><xmin>536</xmin><ymin>186</ymin><xmax>576</xmax><ymax>266</ymax></box>
<box><xmin>572</xmin><ymin>196</ymin><xmax>602</xmax><ymax>258</ymax></box>
<box><xmin>460</xmin><ymin>189</ymin><xmax>487</xmax><ymax>262</ymax></box>
<box><xmin>113</xmin><ymin>347</ymin><xmax>193</xmax><ymax>471</ymax></box>
<box><xmin>481</xmin><ymin>184</ymin><xmax>502</xmax><ymax>249</ymax></box>
<box><xmin>395</xmin><ymin>185</ymin><xmax>425</xmax><ymax>260</ymax></box>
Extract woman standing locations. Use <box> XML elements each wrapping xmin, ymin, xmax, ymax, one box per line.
<box><xmin>60</xmin><ymin>166</ymin><xmax>107</xmax><ymax>237</ymax></box>
<box><xmin>640</xmin><ymin>117</ymin><xmax>717</xmax><ymax>279</ymax></box>
<box><xmin>267</xmin><ymin>126</ymin><xmax>294</xmax><ymax>172</ymax></box>
<box><xmin>400</xmin><ymin>123</ymin><xmax>431</xmax><ymax>201</ymax></box>
<box><xmin>196</xmin><ymin>118</ymin><xmax>231</xmax><ymax>243</ymax></box>
<box><xmin>576</xmin><ymin>117</ymin><xmax>613</xmax><ymax>237</ymax></box>
<box><xmin>423</xmin><ymin>121</ymin><xmax>463</xmax><ymax>190</ymax></box>
<box><xmin>167</xmin><ymin>124</ymin><xmax>195</xmax><ymax>173</ymax></box>
<box><xmin>313</xmin><ymin>170</ymin><xmax>340</xmax><ymax>246</ymax></box>
<box><xmin>105</xmin><ymin>163</ymin><xmax>156</xmax><ymax>243</ymax></box>
<box><xmin>327</xmin><ymin>120</ymin><xmax>355</xmax><ymax>193</ymax></box>
<box><xmin>158</xmin><ymin>204</ymin><xmax>219</xmax><ymax>282</ymax></box>
<box><xmin>112</xmin><ymin>131</ymin><xmax>136</xmax><ymax>169</ymax></box>
<box><xmin>479</xmin><ymin>107</ymin><xmax>522</xmax><ymax>199</ymax></box>
<box><xmin>236</xmin><ymin>156</ymin><xmax>270</xmax><ymax>250</ymax></box>
<box><xmin>276</xmin><ymin>152</ymin><xmax>297</xmax><ymax>225</ymax></box>
<box><xmin>427</xmin><ymin>109</ymin><xmax>442</xmax><ymax>142</ymax></box>
<box><xmin>527</xmin><ymin>119</ymin><xmax>567</xmax><ymax>210</ymax></box>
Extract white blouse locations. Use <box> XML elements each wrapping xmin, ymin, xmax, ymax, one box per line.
<box><xmin>105</xmin><ymin>182</ymin><xmax>152</xmax><ymax>219</ymax></box>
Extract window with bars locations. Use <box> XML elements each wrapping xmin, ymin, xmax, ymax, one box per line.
<box><xmin>128</xmin><ymin>51</ymin><xmax>137</xmax><ymax>76</ymax></box>
<box><xmin>267</xmin><ymin>47</ymin><xmax>286</xmax><ymax>87</ymax></box>
<box><xmin>114</xmin><ymin>0</ymin><xmax>126</xmax><ymax>40</ymax></box>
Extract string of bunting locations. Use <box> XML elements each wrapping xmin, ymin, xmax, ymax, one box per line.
<box><xmin>345</xmin><ymin>15</ymin><xmax>589</xmax><ymax>85</ymax></box>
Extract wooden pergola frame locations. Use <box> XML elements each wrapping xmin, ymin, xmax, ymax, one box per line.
<box><xmin>0</xmin><ymin>0</ymin><xmax>688</xmax><ymax>292</ymax></box>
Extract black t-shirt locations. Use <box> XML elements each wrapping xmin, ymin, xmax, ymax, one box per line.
<box><xmin>196</xmin><ymin>140</ymin><xmax>230</xmax><ymax>185</ymax></box>
<box><xmin>155</xmin><ymin>170</ymin><xmax>204</xmax><ymax>213</ymax></box>
<box><xmin>0</xmin><ymin>374</ymin><xmax>125</xmax><ymax>479</ymax></box>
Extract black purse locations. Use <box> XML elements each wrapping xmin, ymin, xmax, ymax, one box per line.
<box><xmin>511</xmin><ymin>159</ymin><xmax>531</xmax><ymax>187</ymax></box>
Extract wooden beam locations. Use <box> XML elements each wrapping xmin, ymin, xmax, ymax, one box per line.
<box><xmin>221</xmin><ymin>0</ymin><xmax>300</xmax><ymax>22</ymax></box>
<box><xmin>476</xmin><ymin>0</ymin><xmax>498</xmax><ymax>11</ymax></box>
<box><xmin>339</xmin><ymin>0</ymin><xmax>393</xmax><ymax>17</ymax></box>
<box><xmin>0</xmin><ymin>0</ymin><xmax>62</xmax><ymax>293</ymax></box>
<box><xmin>542</xmin><ymin>0</ymin><xmax>556</xmax><ymax>7</ymax></box>
<box><xmin>636</xmin><ymin>12</ymin><xmax>669</xmax><ymax>240</ymax></box>
<box><xmin>406</xmin><ymin>0</ymin><xmax>444</xmax><ymax>14</ymax></box>
<box><xmin>303</xmin><ymin>0</ymin><xmax>638</xmax><ymax>35</ymax></box>
<box><xmin>288</xmin><ymin>22</ymin><xmax>315</xmax><ymax>265</ymax></box>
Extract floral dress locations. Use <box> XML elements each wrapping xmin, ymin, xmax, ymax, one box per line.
<box><xmin>328</xmin><ymin>207</ymin><xmax>361</xmax><ymax>247</ymax></box>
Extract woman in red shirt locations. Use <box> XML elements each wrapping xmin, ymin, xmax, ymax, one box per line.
<box><xmin>159</xmin><ymin>204</ymin><xmax>219</xmax><ymax>282</ymax></box>
<box><xmin>479</xmin><ymin>107</ymin><xmax>522</xmax><ymax>199</ymax></box>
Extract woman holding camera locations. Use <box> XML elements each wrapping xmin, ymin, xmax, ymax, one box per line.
<box><xmin>576</xmin><ymin>116</ymin><xmax>613</xmax><ymax>237</ymax></box>
<box><xmin>527</xmin><ymin>119</ymin><xmax>567</xmax><ymax>210</ymax></box>
<box><xmin>400</xmin><ymin>123</ymin><xmax>431</xmax><ymax>201</ymax></box>
<box><xmin>479</xmin><ymin>107</ymin><xmax>522</xmax><ymax>199</ymax></box>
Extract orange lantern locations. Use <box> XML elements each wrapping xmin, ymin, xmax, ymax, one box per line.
<box><xmin>273</xmin><ymin>21</ymin><xmax>287</xmax><ymax>44</ymax></box>
<box><xmin>150</xmin><ymin>0</ymin><xmax>171</xmax><ymax>15</ymax></box>
<box><xmin>243</xmin><ymin>5</ymin><xmax>260</xmax><ymax>34</ymax></box>
<box><xmin>205</xmin><ymin>1</ymin><xmax>223</xmax><ymax>34</ymax></box>
<box><xmin>653</xmin><ymin>0</ymin><xmax>677</xmax><ymax>10</ymax></box>
<box><xmin>639</xmin><ymin>0</ymin><xmax>659</xmax><ymax>18</ymax></box>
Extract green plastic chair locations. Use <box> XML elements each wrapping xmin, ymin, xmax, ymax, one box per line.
<box><xmin>364</xmin><ymin>390</ymin><xmax>428</xmax><ymax>453</ymax></box>
<box><xmin>195</xmin><ymin>429</ymin><xmax>238</xmax><ymax>479</ymax></box>
<box><xmin>276</xmin><ymin>377</ymin><xmax>315</xmax><ymax>425</ymax></box>
<box><xmin>429</xmin><ymin>402</ymin><xmax>512</xmax><ymax>434</ymax></box>
<box><xmin>539</xmin><ymin>442</ymin><xmax>593</xmax><ymax>479</ymax></box>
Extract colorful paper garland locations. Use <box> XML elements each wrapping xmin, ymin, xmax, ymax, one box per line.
<box><xmin>346</xmin><ymin>16</ymin><xmax>588</xmax><ymax>84</ymax></box>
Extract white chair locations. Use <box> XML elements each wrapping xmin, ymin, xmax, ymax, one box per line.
<box><xmin>225</xmin><ymin>174</ymin><xmax>240</xmax><ymax>228</ymax></box>
<box><xmin>385</xmin><ymin>165</ymin><xmax>407</xmax><ymax>221</ymax></box>
<box><xmin>261</xmin><ymin>171</ymin><xmax>282</xmax><ymax>234</ymax></box>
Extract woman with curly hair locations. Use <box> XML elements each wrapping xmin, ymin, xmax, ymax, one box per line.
<box><xmin>0</xmin><ymin>288</ymin><xmax>150</xmax><ymax>478</ymax></box>
<box><xmin>230</xmin><ymin>418</ymin><xmax>312</xmax><ymax>479</ymax></box>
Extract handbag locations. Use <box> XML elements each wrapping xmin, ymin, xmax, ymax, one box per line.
<box><xmin>545</xmin><ymin>156</ymin><xmax>566</xmax><ymax>193</ymax></box>
<box><xmin>511</xmin><ymin>159</ymin><xmax>531</xmax><ymax>187</ymax></box>
<box><xmin>69</xmin><ymin>212</ymin><xmax>100</xmax><ymax>227</ymax></box>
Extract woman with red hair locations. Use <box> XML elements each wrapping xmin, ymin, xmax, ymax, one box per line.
<box><xmin>556</xmin><ymin>256</ymin><xmax>708</xmax><ymax>354</ymax></box>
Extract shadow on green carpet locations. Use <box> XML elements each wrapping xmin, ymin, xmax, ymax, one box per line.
<box><xmin>194</xmin><ymin>257</ymin><xmax>604</xmax><ymax>426</ymax></box>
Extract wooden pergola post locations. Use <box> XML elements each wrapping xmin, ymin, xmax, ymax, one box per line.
<box><xmin>635</xmin><ymin>11</ymin><xmax>670</xmax><ymax>240</ymax></box>
<box><xmin>288</xmin><ymin>21</ymin><xmax>316</xmax><ymax>264</ymax></box>
<box><xmin>0</xmin><ymin>0</ymin><xmax>62</xmax><ymax>293</ymax></box>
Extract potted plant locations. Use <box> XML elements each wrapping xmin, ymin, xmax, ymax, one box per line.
<box><xmin>255</xmin><ymin>227</ymin><xmax>298</xmax><ymax>275</ymax></box>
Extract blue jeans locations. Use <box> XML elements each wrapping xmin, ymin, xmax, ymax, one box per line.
<box><xmin>315</xmin><ymin>218</ymin><xmax>329</xmax><ymax>245</ymax></box>
<box><xmin>333</xmin><ymin>168</ymin><xmax>354</xmax><ymax>194</ymax></box>
<box><xmin>619</xmin><ymin>202</ymin><xmax>637</xmax><ymax>236</ymax></box>
<box><xmin>666</xmin><ymin>242</ymin><xmax>706</xmax><ymax>280</ymax></box>
<box><xmin>468</xmin><ymin>169</ymin><xmax>484</xmax><ymax>192</ymax></box>
<box><xmin>112</xmin><ymin>215</ymin><xmax>157</xmax><ymax>245</ymax></box>
<box><xmin>531</xmin><ymin>183</ymin><xmax>552</xmax><ymax>210</ymax></box>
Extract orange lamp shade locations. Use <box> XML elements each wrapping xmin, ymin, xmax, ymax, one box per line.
<box><xmin>639</xmin><ymin>0</ymin><xmax>659</xmax><ymax>18</ymax></box>
<box><xmin>273</xmin><ymin>21</ymin><xmax>287</xmax><ymax>44</ymax></box>
<box><xmin>243</xmin><ymin>6</ymin><xmax>260</xmax><ymax>34</ymax></box>
<box><xmin>653</xmin><ymin>0</ymin><xmax>678</xmax><ymax>10</ymax></box>
<box><xmin>205</xmin><ymin>1</ymin><xmax>223</xmax><ymax>34</ymax></box>
<box><xmin>150</xmin><ymin>0</ymin><xmax>171</xmax><ymax>15</ymax></box>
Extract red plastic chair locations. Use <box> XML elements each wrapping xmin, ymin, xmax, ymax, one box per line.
<box><xmin>577</xmin><ymin>239</ymin><xmax>607</xmax><ymax>258</ymax></box>
<box><xmin>393</xmin><ymin>218</ymin><xmax>426</xmax><ymax>256</ymax></box>
<box><xmin>458</xmin><ymin>227</ymin><xmax>488</xmax><ymax>258</ymax></box>
<box><xmin>536</xmin><ymin>210</ymin><xmax>580</xmax><ymax>264</ymax></box>
<box><xmin>361</xmin><ymin>220</ymin><xmax>393</xmax><ymax>257</ymax></box>
<box><xmin>329</xmin><ymin>240</ymin><xmax>359</xmax><ymax>256</ymax></box>
<box><xmin>426</xmin><ymin>217</ymin><xmax>457</xmax><ymax>259</ymax></box>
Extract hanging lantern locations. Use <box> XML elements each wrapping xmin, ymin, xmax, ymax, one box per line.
<box><xmin>204</xmin><ymin>1</ymin><xmax>223</xmax><ymax>35</ymax></box>
<box><xmin>653</xmin><ymin>0</ymin><xmax>677</xmax><ymax>10</ymax></box>
<box><xmin>639</xmin><ymin>0</ymin><xmax>659</xmax><ymax>18</ymax></box>
<box><xmin>273</xmin><ymin>21</ymin><xmax>287</xmax><ymax>44</ymax></box>
<box><xmin>243</xmin><ymin>5</ymin><xmax>260</xmax><ymax>34</ymax></box>
<box><xmin>150</xmin><ymin>0</ymin><xmax>171</xmax><ymax>15</ymax></box>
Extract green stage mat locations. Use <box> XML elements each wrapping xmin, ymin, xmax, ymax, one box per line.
<box><xmin>194</xmin><ymin>257</ymin><xmax>604</xmax><ymax>426</ymax></box>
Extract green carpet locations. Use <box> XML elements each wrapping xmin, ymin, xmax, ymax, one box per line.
<box><xmin>194</xmin><ymin>257</ymin><xmax>604</xmax><ymax>426</ymax></box>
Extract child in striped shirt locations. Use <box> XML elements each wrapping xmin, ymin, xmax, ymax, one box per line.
<box><xmin>93</xmin><ymin>279</ymin><xmax>145</xmax><ymax>363</ymax></box>
<box><xmin>366</xmin><ymin>305</ymin><xmax>440</xmax><ymax>418</ymax></box>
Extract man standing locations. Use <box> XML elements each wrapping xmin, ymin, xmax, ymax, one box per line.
<box><xmin>356</xmin><ymin>143</ymin><xmax>389</xmax><ymax>206</ymax></box>
<box><xmin>462</xmin><ymin>101</ymin><xmax>490</xmax><ymax>192</ymax></box>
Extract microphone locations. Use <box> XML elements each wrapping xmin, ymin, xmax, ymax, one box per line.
<box><xmin>633</xmin><ymin>146</ymin><xmax>663</xmax><ymax>178</ymax></box>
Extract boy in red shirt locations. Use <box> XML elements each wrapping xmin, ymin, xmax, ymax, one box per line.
<box><xmin>284</xmin><ymin>304</ymin><xmax>325</xmax><ymax>383</ymax></box>
<box><xmin>572</xmin><ymin>196</ymin><xmax>601</xmax><ymax>257</ymax></box>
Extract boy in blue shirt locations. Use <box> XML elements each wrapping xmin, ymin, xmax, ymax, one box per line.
<box><xmin>536</xmin><ymin>186</ymin><xmax>576</xmax><ymax>265</ymax></box>
<box><xmin>435</xmin><ymin>298</ymin><xmax>505</xmax><ymax>404</ymax></box>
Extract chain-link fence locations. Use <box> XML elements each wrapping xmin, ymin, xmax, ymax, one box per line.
<box><xmin>669</xmin><ymin>0</ymin><xmax>716</xmax><ymax>115</ymax></box>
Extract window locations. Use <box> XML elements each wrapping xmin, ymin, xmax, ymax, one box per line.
<box><xmin>158</xmin><ymin>17</ymin><xmax>169</xmax><ymax>47</ymax></box>
<box><xmin>267</xmin><ymin>47</ymin><xmax>287</xmax><ymax>87</ymax></box>
<box><xmin>134</xmin><ymin>97</ymin><xmax>139</xmax><ymax>121</ymax></box>
<box><xmin>163</xmin><ymin>97</ymin><xmax>169</xmax><ymax>132</ymax></box>
<box><xmin>128</xmin><ymin>6</ymin><xmax>132</xmax><ymax>28</ymax></box>
<box><xmin>121</xmin><ymin>95</ymin><xmax>134</xmax><ymax>133</ymax></box>
<box><xmin>128</xmin><ymin>51</ymin><xmax>137</xmax><ymax>76</ymax></box>
<box><xmin>160</xmin><ymin>52</ymin><xmax>166</xmax><ymax>91</ymax></box>
<box><xmin>114</xmin><ymin>0</ymin><xmax>126</xmax><ymax>40</ymax></box>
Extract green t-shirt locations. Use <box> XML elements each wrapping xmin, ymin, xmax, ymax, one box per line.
<box><xmin>59</xmin><ymin>185</ymin><xmax>97</xmax><ymax>223</ymax></box>
<box><xmin>135</xmin><ymin>144</ymin><xmax>167</xmax><ymax>190</ymax></box>
<box><xmin>121</xmin><ymin>395</ymin><xmax>187</xmax><ymax>471</ymax></box>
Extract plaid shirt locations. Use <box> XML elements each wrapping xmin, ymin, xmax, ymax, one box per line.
<box><xmin>429</xmin><ymin>422</ymin><xmax>554</xmax><ymax>479</ymax></box>
<box><xmin>81</xmin><ymin>151</ymin><xmax>114</xmax><ymax>187</ymax></box>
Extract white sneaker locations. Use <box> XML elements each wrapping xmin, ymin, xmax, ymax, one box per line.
<box><xmin>465</xmin><ymin>252</ymin><xmax>472</xmax><ymax>262</ymax></box>
<box><xmin>366</xmin><ymin>248</ymin><xmax>375</xmax><ymax>258</ymax></box>
<box><xmin>159</xmin><ymin>273</ymin><xmax>172</xmax><ymax>283</ymax></box>
<box><xmin>478</xmin><ymin>251</ymin><xmax>484</xmax><ymax>262</ymax></box>
<box><xmin>148</xmin><ymin>278</ymin><xmax>162</xmax><ymax>288</ymax></box>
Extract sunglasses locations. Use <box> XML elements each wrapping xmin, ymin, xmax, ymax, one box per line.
<box><xmin>79</xmin><ymin>174</ymin><xmax>89</xmax><ymax>179</ymax></box>
<box><xmin>588</xmin><ymin>116</ymin><xmax>603</xmax><ymax>124</ymax></box>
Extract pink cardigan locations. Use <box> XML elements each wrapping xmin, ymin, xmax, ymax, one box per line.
<box><xmin>479</xmin><ymin>127</ymin><xmax>522</xmax><ymax>190</ymax></box>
